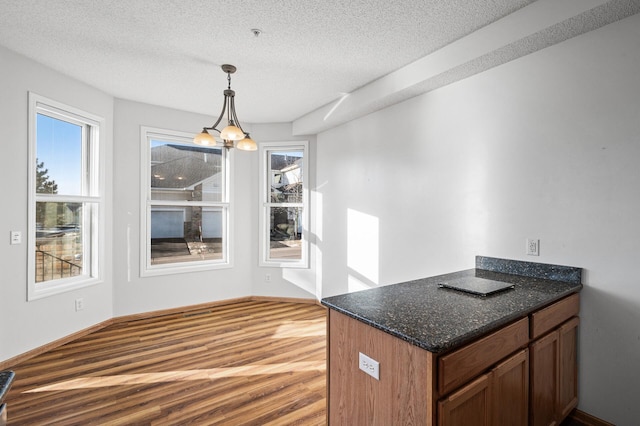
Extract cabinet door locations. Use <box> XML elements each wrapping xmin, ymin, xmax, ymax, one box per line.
<box><xmin>438</xmin><ymin>374</ymin><xmax>491</xmax><ymax>426</ymax></box>
<box><xmin>492</xmin><ymin>349</ymin><xmax>529</xmax><ymax>426</ymax></box>
<box><xmin>530</xmin><ymin>330</ymin><xmax>559</xmax><ymax>426</ymax></box>
<box><xmin>558</xmin><ymin>317</ymin><xmax>579</xmax><ymax>420</ymax></box>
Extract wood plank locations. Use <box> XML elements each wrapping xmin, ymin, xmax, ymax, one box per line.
<box><xmin>4</xmin><ymin>300</ymin><xmax>327</xmax><ymax>425</ymax></box>
<box><xmin>0</xmin><ymin>296</ymin><xmax>317</xmax><ymax>371</ymax></box>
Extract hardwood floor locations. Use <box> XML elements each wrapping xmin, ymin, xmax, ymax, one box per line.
<box><xmin>5</xmin><ymin>300</ymin><xmax>327</xmax><ymax>425</ymax></box>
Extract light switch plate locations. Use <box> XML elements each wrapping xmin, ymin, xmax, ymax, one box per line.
<box><xmin>359</xmin><ymin>352</ymin><xmax>380</xmax><ymax>380</ymax></box>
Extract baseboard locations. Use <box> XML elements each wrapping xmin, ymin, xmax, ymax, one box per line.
<box><xmin>0</xmin><ymin>296</ymin><xmax>322</xmax><ymax>370</ymax></box>
<box><xmin>569</xmin><ymin>409</ymin><xmax>615</xmax><ymax>426</ymax></box>
<box><xmin>112</xmin><ymin>296</ymin><xmax>254</xmax><ymax>323</ymax></box>
<box><xmin>250</xmin><ymin>295</ymin><xmax>319</xmax><ymax>305</ymax></box>
<box><xmin>0</xmin><ymin>318</ymin><xmax>114</xmax><ymax>371</ymax></box>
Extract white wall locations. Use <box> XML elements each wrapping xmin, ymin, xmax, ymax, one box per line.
<box><xmin>0</xmin><ymin>46</ymin><xmax>114</xmax><ymax>361</ymax></box>
<box><xmin>250</xmin><ymin>123</ymin><xmax>319</xmax><ymax>300</ymax></box>
<box><xmin>112</xmin><ymin>99</ymin><xmax>257</xmax><ymax>316</ymax></box>
<box><xmin>316</xmin><ymin>14</ymin><xmax>640</xmax><ymax>424</ymax></box>
<box><xmin>111</xmin><ymin>106</ymin><xmax>318</xmax><ymax>317</ymax></box>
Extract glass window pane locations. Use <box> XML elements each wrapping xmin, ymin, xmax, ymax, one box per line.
<box><xmin>150</xmin><ymin>206</ymin><xmax>224</xmax><ymax>265</ymax></box>
<box><xmin>150</xmin><ymin>140</ymin><xmax>223</xmax><ymax>202</ymax></box>
<box><xmin>269</xmin><ymin>150</ymin><xmax>303</xmax><ymax>203</ymax></box>
<box><xmin>269</xmin><ymin>206</ymin><xmax>302</xmax><ymax>260</ymax></box>
<box><xmin>35</xmin><ymin>201</ymin><xmax>84</xmax><ymax>283</ymax></box>
<box><xmin>36</xmin><ymin>113</ymin><xmax>83</xmax><ymax>196</ymax></box>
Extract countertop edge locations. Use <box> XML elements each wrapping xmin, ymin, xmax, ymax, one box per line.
<box><xmin>322</xmin><ymin>286</ymin><xmax>582</xmax><ymax>353</ymax></box>
<box><xmin>320</xmin><ymin>262</ymin><xmax>583</xmax><ymax>355</ymax></box>
<box><xmin>0</xmin><ymin>370</ymin><xmax>15</xmax><ymax>404</ymax></box>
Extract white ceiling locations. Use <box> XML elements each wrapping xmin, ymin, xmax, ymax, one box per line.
<box><xmin>0</xmin><ymin>0</ymin><xmax>638</xmax><ymax>131</ymax></box>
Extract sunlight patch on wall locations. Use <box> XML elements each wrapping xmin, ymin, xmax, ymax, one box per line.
<box><xmin>347</xmin><ymin>208</ymin><xmax>379</xmax><ymax>289</ymax></box>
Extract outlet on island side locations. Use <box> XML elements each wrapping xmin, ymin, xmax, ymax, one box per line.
<box><xmin>359</xmin><ymin>352</ymin><xmax>380</xmax><ymax>380</ymax></box>
<box><xmin>526</xmin><ymin>238</ymin><xmax>540</xmax><ymax>256</ymax></box>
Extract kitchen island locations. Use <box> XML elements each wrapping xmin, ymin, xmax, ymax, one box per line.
<box><xmin>321</xmin><ymin>256</ymin><xmax>582</xmax><ymax>425</ymax></box>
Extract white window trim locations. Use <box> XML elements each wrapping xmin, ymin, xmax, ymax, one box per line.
<box><xmin>140</xmin><ymin>126</ymin><xmax>233</xmax><ymax>277</ymax></box>
<box><xmin>259</xmin><ymin>141</ymin><xmax>309</xmax><ymax>268</ymax></box>
<box><xmin>27</xmin><ymin>92</ymin><xmax>106</xmax><ymax>300</ymax></box>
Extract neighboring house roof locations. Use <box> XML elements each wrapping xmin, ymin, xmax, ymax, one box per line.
<box><xmin>270</xmin><ymin>154</ymin><xmax>302</xmax><ymax>172</ymax></box>
<box><xmin>151</xmin><ymin>144</ymin><xmax>222</xmax><ymax>189</ymax></box>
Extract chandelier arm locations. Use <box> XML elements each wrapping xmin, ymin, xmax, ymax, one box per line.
<box><xmin>226</xmin><ymin>93</ymin><xmax>233</xmax><ymax>125</ymax></box>
<box><xmin>205</xmin><ymin>93</ymin><xmax>229</xmax><ymax>133</ymax></box>
<box><xmin>195</xmin><ymin>64</ymin><xmax>254</xmax><ymax>150</ymax></box>
<box><xmin>229</xmin><ymin>96</ymin><xmax>246</xmax><ymax>134</ymax></box>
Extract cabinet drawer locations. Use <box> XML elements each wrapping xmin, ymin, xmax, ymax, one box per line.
<box><xmin>438</xmin><ymin>317</ymin><xmax>529</xmax><ymax>396</ymax></box>
<box><xmin>530</xmin><ymin>293</ymin><xmax>580</xmax><ymax>339</ymax></box>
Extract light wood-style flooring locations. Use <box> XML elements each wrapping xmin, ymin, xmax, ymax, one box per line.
<box><xmin>5</xmin><ymin>300</ymin><xmax>327</xmax><ymax>425</ymax></box>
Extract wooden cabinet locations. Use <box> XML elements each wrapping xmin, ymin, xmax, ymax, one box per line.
<box><xmin>439</xmin><ymin>373</ymin><xmax>491</xmax><ymax>426</ymax></box>
<box><xmin>530</xmin><ymin>316</ymin><xmax>579</xmax><ymax>426</ymax></box>
<box><xmin>438</xmin><ymin>349</ymin><xmax>529</xmax><ymax>426</ymax></box>
<box><xmin>327</xmin><ymin>309</ymin><xmax>437</xmax><ymax>425</ymax></box>
<box><xmin>558</xmin><ymin>317</ymin><xmax>579</xmax><ymax>418</ymax></box>
<box><xmin>492</xmin><ymin>349</ymin><xmax>529</xmax><ymax>426</ymax></box>
<box><xmin>326</xmin><ymin>293</ymin><xmax>580</xmax><ymax>425</ymax></box>
<box><xmin>438</xmin><ymin>318</ymin><xmax>529</xmax><ymax>396</ymax></box>
<box><xmin>530</xmin><ymin>330</ymin><xmax>559</xmax><ymax>426</ymax></box>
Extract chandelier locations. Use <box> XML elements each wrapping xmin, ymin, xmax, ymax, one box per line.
<box><xmin>193</xmin><ymin>64</ymin><xmax>257</xmax><ymax>151</ymax></box>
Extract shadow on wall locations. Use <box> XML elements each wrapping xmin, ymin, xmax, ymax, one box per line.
<box><xmin>577</xmin><ymin>284</ymin><xmax>640</xmax><ymax>424</ymax></box>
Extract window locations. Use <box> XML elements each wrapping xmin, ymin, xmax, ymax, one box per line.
<box><xmin>141</xmin><ymin>127</ymin><xmax>230</xmax><ymax>276</ymax></box>
<box><xmin>28</xmin><ymin>93</ymin><xmax>105</xmax><ymax>300</ymax></box>
<box><xmin>259</xmin><ymin>141</ymin><xmax>309</xmax><ymax>267</ymax></box>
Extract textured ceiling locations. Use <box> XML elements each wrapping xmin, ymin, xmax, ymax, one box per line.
<box><xmin>0</xmin><ymin>0</ymin><xmax>638</xmax><ymax>127</ymax></box>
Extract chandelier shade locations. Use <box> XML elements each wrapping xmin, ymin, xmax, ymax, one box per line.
<box><xmin>235</xmin><ymin>134</ymin><xmax>258</xmax><ymax>151</ymax></box>
<box><xmin>194</xmin><ymin>64</ymin><xmax>257</xmax><ymax>151</ymax></box>
<box><xmin>193</xmin><ymin>129</ymin><xmax>216</xmax><ymax>146</ymax></box>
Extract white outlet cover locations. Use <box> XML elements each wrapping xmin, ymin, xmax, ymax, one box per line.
<box><xmin>10</xmin><ymin>231</ymin><xmax>22</xmax><ymax>245</ymax></box>
<box><xmin>526</xmin><ymin>238</ymin><xmax>540</xmax><ymax>256</ymax></box>
<box><xmin>359</xmin><ymin>352</ymin><xmax>380</xmax><ymax>380</ymax></box>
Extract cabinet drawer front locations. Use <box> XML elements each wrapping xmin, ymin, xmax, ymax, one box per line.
<box><xmin>439</xmin><ymin>317</ymin><xmax>529</xmax><ymax>396</ymax></box>
<box><xmin>530</xmin><ymin>293</ymin><xmax>580</xmax><ymax>339</ymax></box>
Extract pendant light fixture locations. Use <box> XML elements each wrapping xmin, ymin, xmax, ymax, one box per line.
<box><xmin>194</xmin><ymin>64</ymin><xmax>257</xmax><ymax>151</ymax></box>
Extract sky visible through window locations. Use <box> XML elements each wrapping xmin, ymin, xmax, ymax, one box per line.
<box><xmin>37</xmin><ymin>113</ymin><xmax>82</xmax><ymax>195</ymax></box>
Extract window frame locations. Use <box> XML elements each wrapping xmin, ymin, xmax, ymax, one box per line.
<box><xmin>27</xmin><ymin>92</ymin><xmax>105</xmax><ymax>300</ymax></box>
<box><xmin>140</xmin><ymin>126</ymin><xmax>232</xmax><ymax>277</ymax></box>
<box><xmin>259</xmin><ymin>141</ymin><xmax>309</xmax><ymax>268</ymax></box>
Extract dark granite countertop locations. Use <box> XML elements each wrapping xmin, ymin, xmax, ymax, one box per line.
<box><xmin>0</xmin><ymin>370</ymin><xmax>15</xmax><ymax>404</ymax></box>
<box><xmin>321</xmin><ymin>256</ymin><xmax>582</xmax><ymax>354</ymax></box>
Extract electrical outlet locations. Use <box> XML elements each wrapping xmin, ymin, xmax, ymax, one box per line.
<box><xmin>10</xmin><ymin>231</ymin><xmax>22</xmax><ymax>245</ymax></box>
<box><xmin>358</xmin><ymin>352</ymin><xmax>380</xmax><ymax>380</ymax></box>
<box><xmin>526</xmin><ymin>238</ymin><xmax>540</xmax><ymax>256</ymax></box>
<box><xmin>75</xmin><ymin>298</ymin><xmax>84</xmax><ymax>311</ymax></box>
<box><xmin>265</xmin><ymin>273</ymin><xmax>271</xmax><ymax>282</ymax></box>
